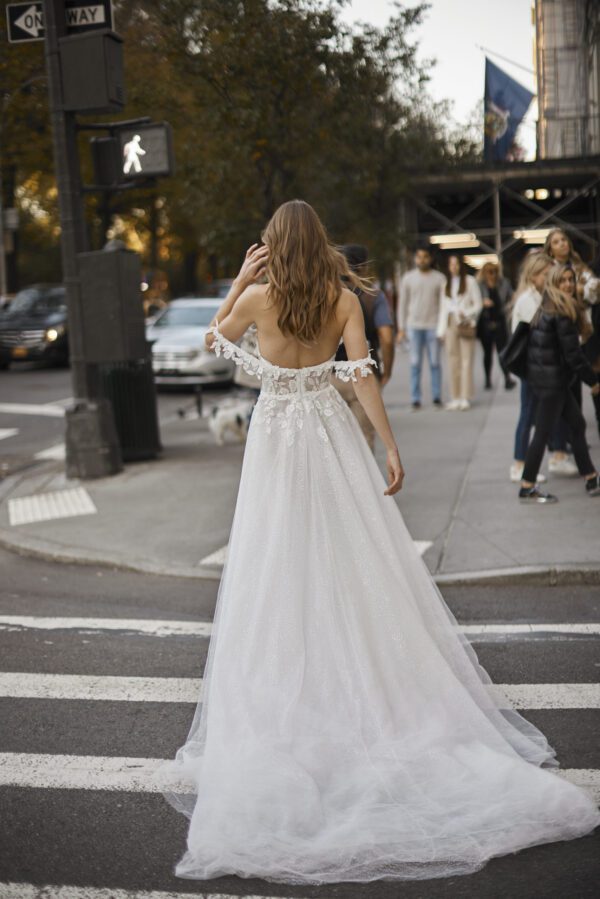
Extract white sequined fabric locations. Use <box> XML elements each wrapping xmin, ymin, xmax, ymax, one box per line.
<box><xmin>156</xmin><ymin>323</ymin><xmax>600</xmax><ymax>885</ymax></box>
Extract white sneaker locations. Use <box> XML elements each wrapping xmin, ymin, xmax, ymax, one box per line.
<box><xmin>510</xmin><ymin>463</ymin><xmax>547</xmax><ymax>484</ymax></box>
<box><xmin>548</xmin><ymin>455</ymin><xmax>578</xmax><ymax>477</ymax></box>
<box><xmin>458</xmin><ymin>399</ymin><xmax>471</xmax><ymax>411</ymax></box>
<box><xmin>510</xmin><ymin>463</ymin><xmax>524</xmax><ymax>483</ymax></box>
<box><xmin>445</xmin><ymin>400</ymin><xmax>460</xmax><ymax>411</ymax></box>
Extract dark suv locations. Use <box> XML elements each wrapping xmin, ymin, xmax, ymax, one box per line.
<box><xmin>0</xmin><ymin>284</ymin><xmax>69</xmax><ymax>369</ymax></box>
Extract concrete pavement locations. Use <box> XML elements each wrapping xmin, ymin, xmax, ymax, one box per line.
<box><xmin>0</xmin><ymin>343</ymin><xmax>599</xmax><ymax>583</ymax></box>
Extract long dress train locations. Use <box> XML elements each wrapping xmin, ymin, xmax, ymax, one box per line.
<box><xmin>155</xmin><ymin>322</ymin><xmax>599</xmax><ymax>884</ymax></box>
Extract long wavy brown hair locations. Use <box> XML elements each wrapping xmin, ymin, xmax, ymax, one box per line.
<box><xmin>543</xmin><ymin>263</ymin><xmax>592</xmax><ymax>340</ymax></box>
<box><xmin>261</xmin><ymin>200</ymin><xmax>368</xmax><ymax>344</ymax></box>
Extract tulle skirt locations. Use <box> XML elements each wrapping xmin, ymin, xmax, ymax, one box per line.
<box><xmin>155</xmin><ymin>383</ymin><xmax>600</xmax><ymax>883</ymax></box>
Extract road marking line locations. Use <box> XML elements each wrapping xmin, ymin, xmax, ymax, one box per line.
<box><xmin>0</xmin><ymin>752</ymin><xmax>596</xmax><ymax>800</ymax></box>
<box><xmin>0</xmin><ymin>674</ymin><xmax>597</xmax><ymax>708</ymax></box>
<box><xmin>0</xmin><ymin>616</ymin><xmax>213</xmax><ymax>637</ymax></box>
<box><xmin>0</xmin><ymin>402</ymin><xmax>65</xmax><ymax>418</ymax></box>
<box><xmin>8</xmin><ymin>487</ymin><xmax>97</xmax><ymax>526</ymax></box>
<box><xmin>34</xmin><ymin>442</ymin><xmax>66</xmax><ymax>460</ymax></box>
<box><xmin>200</xmin><ymin>539</ymin><xmax>434</xmax><ymax>567</ymax></box>
<box><xmin>45</xmin><ymin>397</ymin><xmax>74</xmax><ymax>409</ymax></box>
<box><xmin>0</xmin><ymin>673</ymin><xmax>202</xmax><ymax>702</ymax></box>
<box><xmin>1</xmin><ymin>615</ymin><xmax>598</xmax><ymax>641</ymax></box>
<box><xmin>0</xmin><ymin>883</ymin><xmax>287</xmax><ymax>899</ymax></box>
<box><xmin>461</xmin><ymin>623</ymin><xmax>600</xmax><ymax>637</ymax></box>
<box><xmin>0</xmin><ymin>428</ymin><xmax>19</xmax><ymax>441</ymax></box>
<box><xmin>199</xmin><ymin>544</ymin><xmax>228</xmax><ymax>566</ymax></box>
<box><xmin>413</xmin><ymin>540</ymin><xmax>433</xmax><ymax>555</ymax></box>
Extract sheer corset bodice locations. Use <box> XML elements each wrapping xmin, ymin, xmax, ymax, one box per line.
<box><xmin>208</xmin><ymin>322</ymin><xmax>377</xmax><ymax>446</ymax></box>
<box><xmin>208</xmin><ymin>320</ymin><xmax>377</xmax><ymax>396</ymax></box>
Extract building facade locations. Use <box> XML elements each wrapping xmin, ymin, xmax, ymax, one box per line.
<box><xmin>535</xmin><ymin>0</ymin><xmax>600</xmax><ymax>158</ymax></box>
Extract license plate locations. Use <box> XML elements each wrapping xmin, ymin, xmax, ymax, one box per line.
<box><xmin>157</xmin><ymin>368</ymin><xmax>179</xmax><ymax>376</ymax></box>
<box><xmin>11</xmin><ymin>346</ymin><xmax>28</xmax><ymax>358</ymax></box>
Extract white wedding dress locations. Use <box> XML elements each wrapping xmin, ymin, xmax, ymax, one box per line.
<box><xmin>156</xmin><ymin>321</ymin><xmax>600</xmax><ymax>884</ymax></box>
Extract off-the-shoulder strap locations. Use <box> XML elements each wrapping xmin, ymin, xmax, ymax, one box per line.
<box><xmin>207</xmin><ymin>320</ymin><xmax>264</xmax><ymax>378</ymax></box>
<box><xmin>333</xmin><ymin>352</ymin><xmax>378</xmax><ymax>382</ymax></box>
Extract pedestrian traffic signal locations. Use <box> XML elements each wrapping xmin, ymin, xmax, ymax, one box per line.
<box><xmin>116</xmin><ymin>123</ymin><xmax>174</xmax><ymax>179</ymax></box>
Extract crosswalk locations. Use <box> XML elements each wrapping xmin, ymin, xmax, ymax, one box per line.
<box><xmin>0</xmin><ymin>595</ymin><xmax>598</xmax><ymax>897</ymax></box>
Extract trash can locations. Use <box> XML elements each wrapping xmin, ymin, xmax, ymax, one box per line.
<box><xmin>97</xmin><ymin>356</ymin><xmax>162</xmax><ymax>462</ymax></box>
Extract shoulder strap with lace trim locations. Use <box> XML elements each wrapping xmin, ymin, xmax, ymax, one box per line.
<box><xmin>207</xmin><ymin>320</ymin><xmax>264</xmax><ymax>378</ymax></box>
<box><xmin>333</xmin><ymin>351</ymin><xmax>378</xmax><ymax>382</ymax></box>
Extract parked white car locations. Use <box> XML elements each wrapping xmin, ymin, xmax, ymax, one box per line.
<box><xmin>146</xmin><ymin>298</ymin><xmax>235</xmax><ymax>386</ymax></box>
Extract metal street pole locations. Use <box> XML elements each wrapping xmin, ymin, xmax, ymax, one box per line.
<box><xmin>0</xmin><ymin>161</ymin><xmax>7</xmax><ymax>301</ymax></box>
<box><xmin>42</xmin><ymin>0</ymin><xmax>122</xmax><ymax>477</ymax></box>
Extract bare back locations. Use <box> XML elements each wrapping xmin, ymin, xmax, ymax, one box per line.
<box><xmin>250</xmin><ymin>284</ymin><xmax>355</xmax><ymax>369</ymax></box>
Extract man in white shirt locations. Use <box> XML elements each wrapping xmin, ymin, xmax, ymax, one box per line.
<box><xmin>397</xmin><ymin>246</ymin><xmax>446</xmax><ymax>409</ymax></box>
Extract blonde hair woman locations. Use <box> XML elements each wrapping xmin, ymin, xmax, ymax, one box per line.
<box><xmin>509</xmin><ymin>252</ymin><xmax>553</xmax><ymax>482</ymax></box>
<box><xmin>543</xmin><ymin>228</ymin><xmax>600</xmax><ymax>305</ymax></box>
<box><xmin>158</xmin><ymin>201</ymin><xmax>600</xmax><ymax>883</ymax></box>
<box><xmin>519</xmin><ymin>263</ymin><xmax>600</xmax><ymax>502</ymax></box>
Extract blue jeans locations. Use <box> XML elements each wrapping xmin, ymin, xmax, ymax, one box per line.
<box><xmin>514</xmin><ymin>378</ymin><xmax>537</xmax><ymax>460</ymax></box>
<box><xmin>408</xmin><ymin>327</ymin><xmax>441</xmax><ymax>403</ymax></box>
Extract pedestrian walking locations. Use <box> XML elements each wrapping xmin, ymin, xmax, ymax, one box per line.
<box><xmin>509</xmin><ymin>252</ymin><xmax>553</xmax><ymax>482</ymax></box>
<box><xmin>437</xmin><ymin>254</ymin><xmax>482</xmax><ymax>411</ymax></box>
<box><xmin>477</xmin><ymin>262</ymin><xmax>516</xmax><ymax>391</ymax></box>
<box><xmin>333</xmin><ymin>244</ymin><xmax>395</xmax><ymax>452</ymax></box>
<box><xmin>397</xmin><ymin>245</ymin><xmax>445</xmax><ymax>410</ymax></box>
<box><xmin>519</xmin><ymin>263</ymin><xmax>600</xmax><ymax>503</ymax></box>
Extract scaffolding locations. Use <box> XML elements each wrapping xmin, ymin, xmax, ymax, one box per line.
<box><xmin>535</xmin><ymin>0</ymin><xmax>600</xmax><ymax>157</ymax></box>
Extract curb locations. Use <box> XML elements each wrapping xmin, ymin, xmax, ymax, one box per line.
<box><xmin>1</xmin><ymin>527</ymin><xmax>599</xmax><ymax>587</ymax></box>
<box><xmin>0</xmin><ymin>528</ymin><xmax>221</xmax><ymax>581</ymax></box>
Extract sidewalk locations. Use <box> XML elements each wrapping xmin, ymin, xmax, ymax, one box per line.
<box><xmin>1</xmin><ymin>347</ymin><xmax>599</xmax><ymax>584</ymax></box>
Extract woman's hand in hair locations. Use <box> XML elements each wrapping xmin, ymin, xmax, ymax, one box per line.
<box><xmin>591</xmin><ymin>383</ymin><xmax>600</xmax><ymax>397</ymax></box>
<box><xmin>235</xmin><ymin>244</ymin><xmax>269</xmax><ymax>291</ymax></box>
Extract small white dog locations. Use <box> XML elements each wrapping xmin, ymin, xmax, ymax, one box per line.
<box><xmin>207</xmin><ymin>398</ymin><xmax>255</xmax><ymax>445</ymax></box>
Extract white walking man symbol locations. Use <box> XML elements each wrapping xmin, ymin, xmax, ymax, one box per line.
<box><xmin>123</xmin><ymin>134</ymin><xmax>146</xmax><ymax>174</ymax></box>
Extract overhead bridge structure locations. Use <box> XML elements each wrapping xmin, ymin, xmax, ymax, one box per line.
<box><xmin>401</xmin><ymin>156</ymin><xmax>600</xmax><ymax>276</ymax></box>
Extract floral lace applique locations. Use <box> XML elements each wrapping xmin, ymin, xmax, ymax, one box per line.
<box><xmin>333</xmin><ymin>354</ymin><xmax>378</xmax><ymax>382</ymax></box>
<box><xmin>207</xmin><ymin>320</ymin><xmax>377</xmax><ymax>445</ymax></box>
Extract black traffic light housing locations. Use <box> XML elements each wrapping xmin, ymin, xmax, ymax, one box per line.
<box><xmin>59</xmin><ymin>28</ymin><xmax>125</xmax><ymax>113</ymax></box>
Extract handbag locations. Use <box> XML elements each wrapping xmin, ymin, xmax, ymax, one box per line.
<box><xmin>499</xmin><ymin>320</ymin><xmax>530</xmax><ymax>378</ymax></box>
<box><xmin>457</xmin><ymin>319</ymin><xmax>477</xmax><ymax>339</ymax></box>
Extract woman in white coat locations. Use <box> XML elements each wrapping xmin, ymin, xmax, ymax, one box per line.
<box><xmin>438</xmin><ymin>254</ymin><xmax>482</xmax><ymax>410</ymax></box>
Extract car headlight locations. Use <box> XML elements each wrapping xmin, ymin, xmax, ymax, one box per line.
<box><xmin>45</xmin><ymin>325</ymin><xmax>65</xmax><ymax>342</ymax></box>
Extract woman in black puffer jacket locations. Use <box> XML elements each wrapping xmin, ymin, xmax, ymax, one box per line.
<box><xmin>520</xmin><ymin>263</ymin><xmax>600</xmax><ymax>503</ymax></box>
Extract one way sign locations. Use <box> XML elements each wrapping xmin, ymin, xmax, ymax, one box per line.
<box><xmin>6</xmin><ymin>1</ymin><xmax>114</xmax><ymax>43</ymax></box>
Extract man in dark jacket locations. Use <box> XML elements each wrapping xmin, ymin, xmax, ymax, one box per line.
<box><xmin>334</xmin><ymin>245</ymin><xmax>395</xmax><ymax>451</ymax></box>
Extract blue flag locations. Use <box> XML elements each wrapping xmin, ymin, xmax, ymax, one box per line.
<box><xmin>484</xmin><ymin>58</ymin><xmax>534</xmax><ymax>162</ymax></box>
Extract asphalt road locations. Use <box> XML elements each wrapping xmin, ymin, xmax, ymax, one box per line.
<box><xmin>0</xmin><ymin>361</ymin><xmax>230</xmax><ymax>482</ymax></box>
<box><xmin>0</xmin><ymin>546</ymin><xmax>598</xmax><ymax>899</ymax></box>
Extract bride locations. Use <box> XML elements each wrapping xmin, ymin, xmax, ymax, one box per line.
<box><xmin>157</xmin><ymin>200</ymin><xmax>599</xmax><ymax>884</ymax></box>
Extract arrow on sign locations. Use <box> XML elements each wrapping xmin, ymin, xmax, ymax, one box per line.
<box><xmin>14</xmin><ymin>4</ymin><xmax>43</xmax><ymax>37</ymax></box>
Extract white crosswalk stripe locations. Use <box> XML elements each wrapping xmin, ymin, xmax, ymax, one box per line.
<box><xmin>1</xmin><ymin>672</ymin><xmax>598</xmax><ymax>708</ymax></box>
<box><xmin>1</xmin><ymin>602</ymin><xmax>597</xmax><ymax>897</ymax></box>
<box><xmin>0</xmin><ymin>885</ymin><xmax>288</xmax><ymax>899</ymax></box>
<box><xmin>0</xmin><ymin>402</ymin><xmax>65</xmax><ymax>418</ymax></box>
<box><xmin>0</xmin><ymin>751</ymin><xmax>596</xmax><ymax>800</ymax></box>
<box><xmin>3</xmin><ymin>614</ymin><xmax>598</xmax><ymax>640</ymax></box>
